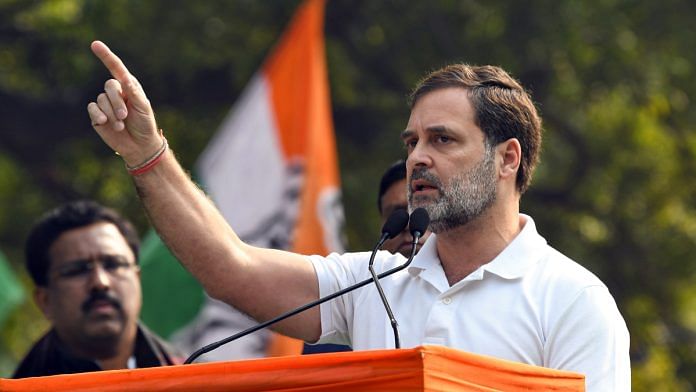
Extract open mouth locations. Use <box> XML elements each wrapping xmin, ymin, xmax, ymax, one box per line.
<box><xmin>411</xmin><ymin>179</ymin><xmax>439</xmax><ymax>194</ymax></box>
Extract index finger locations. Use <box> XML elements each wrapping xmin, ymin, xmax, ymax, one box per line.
<box><xmin>91</xmin><ymin>40</ymin><xmax>131</xmax><ymax>83</ymax></box>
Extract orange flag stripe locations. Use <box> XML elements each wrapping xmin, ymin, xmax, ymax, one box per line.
<box><xmin>261</xmin><ymin>0</ymin><xmax>340</xmax><ymax>355</ymax></box>
<box><xmin>265</xmin><ymin>0</ymin><xmax>340</xmax><ymax>256</ymax></box>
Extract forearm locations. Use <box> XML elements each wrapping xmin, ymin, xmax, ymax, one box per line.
<box><xmin>131</xmin><ymin>148</ymin><xmax>321</xmax><ymax>341</ymax></box>
<box><xmin>133</xmin><ymin>149</ymin><xmax>236</xmax><ymax>289</ymax></box>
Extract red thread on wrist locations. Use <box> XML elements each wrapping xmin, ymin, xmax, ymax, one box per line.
<box><xmin>128</xmin><ymin>149</ymin><xmax>166</xmax><ymax>175</ymax></box>
<box><xmin>126</xmin><ymin>136</ymin><xmax>168</xmax><ymax>176</ymax></box>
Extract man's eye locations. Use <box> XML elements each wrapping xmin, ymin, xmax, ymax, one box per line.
<box><xmin>436</xmin><ymin>135</ymin><xmax>451</xmax><ymax>143</ymax></box>
<box><xmin>102</xmin><ymin>256</ymin><xmax>129</xmax><ymax>270</ymax></box>
<box><xmin>60</xmin><ymin>263</ymin><xmax>91</xmax><ymax>277</ymax></box>
<box><xmin>103</xmin><ymin>262</ymin><xmax>120</xmax><ymax>271</ymax></box>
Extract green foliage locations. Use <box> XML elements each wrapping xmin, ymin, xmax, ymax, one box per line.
<box><xmin>1</xmin><ymin>0</ymin><xmax>695</xmax><ymax>388</ymax></box>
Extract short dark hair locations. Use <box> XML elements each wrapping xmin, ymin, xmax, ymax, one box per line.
<box><xmin>377</xmin><ymin>160</ymin><xmax>407</xmax><ymax>214</ymax></box>
<box><xmin>25</xmin><ymin>200</ymin><xmax>140</xmax><ymax>286</ymax></box>
<box><xmin>410</xmin><ymin>64</ymin><xmax>542</xmax><ymax>194</ymax></box>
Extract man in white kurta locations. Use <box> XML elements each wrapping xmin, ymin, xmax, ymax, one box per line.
<box><xmin>310</xmin><ymin>215</ymin><xmax>630</xmax><ymax>390</ymax></box>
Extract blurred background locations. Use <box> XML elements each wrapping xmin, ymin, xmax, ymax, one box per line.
<box><xmin>0</xmin><ymin>0</ymin><xmax>695</xmax><ymax>389</ymax></box>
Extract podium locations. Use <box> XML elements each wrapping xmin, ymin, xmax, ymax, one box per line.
<box><xmin>0</xmin><ymin>345</ymin><xmax>584</xmax><ymax>391</ymax></box>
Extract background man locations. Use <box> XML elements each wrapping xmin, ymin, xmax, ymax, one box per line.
<box><xmin>377</xmin><ymin>159</ymin><xmax>431</xmax><ymax>256</ymax></box>
<box><xmin>14</xmin><ymin>200</ymin><xmax>181</xmax><ymax>378</ymax></box>
<box><xmin>86</xmin><ymin>41</ymin><xmax>630</xmax><ymax>390</ymax></box>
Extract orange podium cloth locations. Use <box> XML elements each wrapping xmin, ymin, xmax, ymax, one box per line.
<box><xmin>0</xmin><ymin>345</ymin><xmax>584</xmax><ymax>391</ymax></box>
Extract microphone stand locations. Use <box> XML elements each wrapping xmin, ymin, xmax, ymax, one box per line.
<box><xmin>368</xmin><ymin>232</ymin><xmax>421</xmax><ymax>349</ymax></box>
<box><xmin>184</xmin><ymin>244</ymin><xmax>418</xmax><ymax>364</ymax></box>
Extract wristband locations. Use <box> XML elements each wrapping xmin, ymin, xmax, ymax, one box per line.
<box><xmin>126</xmin><ymin>136</ymin><xmax>168</xmax><ymax>176</ymax></box>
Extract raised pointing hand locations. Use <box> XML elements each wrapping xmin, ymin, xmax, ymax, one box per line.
<box><xmin>87</xmin><ymin>41</ymin><xmax>162</xmax><ymax>166</ymax></box>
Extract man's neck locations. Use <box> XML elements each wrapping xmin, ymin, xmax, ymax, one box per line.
<box><xmin>435</xmin><ymin>206</ymin><xmax>523</xmax><ymax>286</ymax></box>
<box><xmin>59</xmin><ymin>324</ymin><xmax>138</xmax><ymax>371</ymax></box>
<box><xmin>96</xmin><ymin>350</ymin><xmax>133</xmax><ymax>371</ymax></box>
<box><xmin>95</xmin><ymin>327</ymin><xmax>138</xmax><ymax>371</ymax></box>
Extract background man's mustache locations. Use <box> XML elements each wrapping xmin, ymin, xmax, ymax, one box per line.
<box><xmin>81</xmin><ymin>291</ymin><xmax>122</xmax><ymax>313</ymax></box>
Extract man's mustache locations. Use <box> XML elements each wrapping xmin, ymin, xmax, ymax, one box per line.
<box><xmin>81</xmin><ymin>291</ymin><xmax>122</xmax><ymax>313</ymax></box>
<box><xmin>410</xmin><ymin>168</ymin><xmax>443</xmax><ymax>191</ymax></box>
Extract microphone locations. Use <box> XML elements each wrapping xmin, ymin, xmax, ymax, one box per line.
<box><xmin>408</xmin><ymin>207</ymin><xmax>430</xmax><ymax>240</ymax></box>
<box><xmin>368</xmin><ymin>209</ymin><xmax>409</xmax><ymax>348</ymax></box>
<box><xmin>376</xmin><ymin>208</ymin><xmax>410</xmax><ymax>249</ymax></box>
<box><xmin>184</xmin><ymin>209</ymin><xmax>428</xmax><ymax>364</ymax></box>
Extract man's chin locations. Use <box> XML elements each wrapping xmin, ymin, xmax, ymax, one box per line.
<box><xmin>397</xmin><ymin>247</ymin><xmax>411</xmax><ymax>258</ymax></box>
<box><xmin>411</xmin><ymin>204</ymin><xmax>438</xmax><ymax>224</ymax></box>
<box><xmin>84</xmin><ymin>320</ymin><xmax>124</xmax><ymax>341</ymax></box>
<box><xmin>409</xmin><ymin>193</ymin><xmax>438</xmax><ymax>207</ymax></box>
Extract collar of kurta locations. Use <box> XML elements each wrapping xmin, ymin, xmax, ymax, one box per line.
<box><xmin>408</xmin><ymin>214</ymin><xmax>548</xmax><ymax>283</ymax></box>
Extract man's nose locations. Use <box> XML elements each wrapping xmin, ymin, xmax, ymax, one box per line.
<box><xmin>88</xmin><ymin>263</ymin><xmax>112</xmax><ymax>291</ymax></box>
<box><xmin>407</xmin><ymin>140</ymin><xmax>433</xmax><ymax>169</ymax></box>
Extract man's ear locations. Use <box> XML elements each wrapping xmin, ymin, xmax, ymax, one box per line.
<box><xmin>34</xmin><ymin>287</ymin><xmax>53</xmax><ymax>321</ymax></box>
<box><xmin>498</xmin><ymin>138</ymin><xmax>521</xmax><ymax>180</ymax></box>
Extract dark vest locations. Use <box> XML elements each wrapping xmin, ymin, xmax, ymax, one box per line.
<box><xmin>13</xmin><ymin>323</ymin><xmax>183</xmax><ymax>378</ymax></box>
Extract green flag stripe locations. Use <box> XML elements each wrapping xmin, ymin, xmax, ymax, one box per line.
<box><xmin>139</xmin><ymin>230</ymin><xmax>205</xmax><ymax>338</ymax></box>
<box><xmin>0</xmin><ymin>250</ymin><xmax>25</xmax><ymax>327</ymax></box>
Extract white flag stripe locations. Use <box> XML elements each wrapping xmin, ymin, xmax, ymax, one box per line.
<box><xmin>197</xmin><ymin>75</ymin><xmax>287</xmax><ymax>234</ymax></box>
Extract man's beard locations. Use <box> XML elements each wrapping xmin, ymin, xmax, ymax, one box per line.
<box><xmin>408</xmin><ymin>147</ymin><xmax>497</xmax><ymax>233</ymax></box>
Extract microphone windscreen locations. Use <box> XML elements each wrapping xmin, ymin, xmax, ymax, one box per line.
<box><xmin>409</xmin><ymin>208</ymin><xmax>430</xmax><ymax>236</ymax></box>
<box><xmin>381</xmin><ymin>209</ymin><xmax>410</xmax><ymax>239</ymax></box>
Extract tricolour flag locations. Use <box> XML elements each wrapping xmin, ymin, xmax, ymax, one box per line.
<box><xmin>140</xmin><ymin>0</ymin><xmax>344</xmax><ymax>360</ymax></box>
